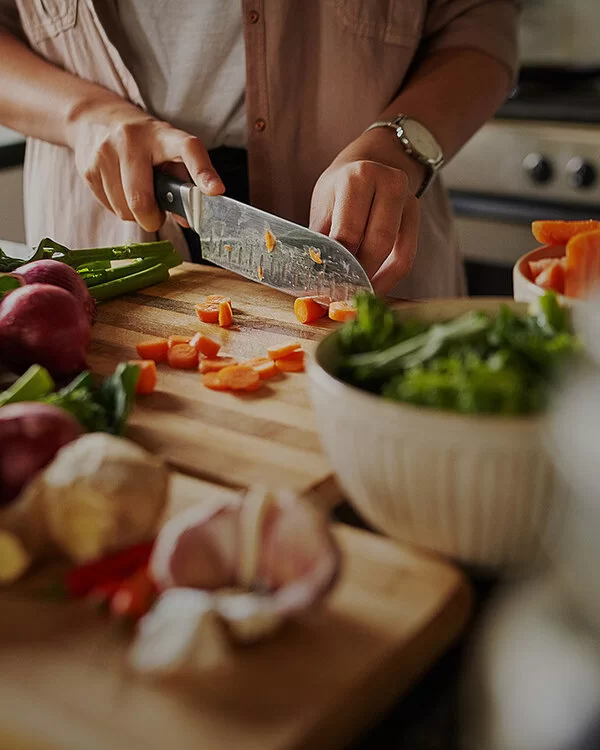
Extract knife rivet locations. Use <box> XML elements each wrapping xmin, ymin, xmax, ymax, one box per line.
<box><xmin>166</xmin><ymin>191</ymin><xmax>174</xmax><ymax>204</ymax></box>
<box><xmin>248</xmin><ymin>10</ymin><xmax>260</xmax><ymax>23</ymax></box>
<box><xmin>254</xmin><ymin>118</ymin><xmax>266</xmax><ymax>132</ymax></box>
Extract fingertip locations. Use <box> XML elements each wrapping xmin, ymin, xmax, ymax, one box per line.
<box><xmin>196</xmin><ymin>169</ymin><xmax>225</xmax><ymax>195</ymax></box>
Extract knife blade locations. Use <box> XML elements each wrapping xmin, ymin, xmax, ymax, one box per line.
<box><xmin>154</xmin><ymin>171</ymin><xmax>373</xmax><ymax>301</ymax></box>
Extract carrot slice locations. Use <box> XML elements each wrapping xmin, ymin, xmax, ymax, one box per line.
<box><xmin>219</xmin><ymin>365</ymin><xmax>261</xmax><ymax>391</ymax></box>
<box><xmin>528</xmin><ymin>258</ymin><xmax>555</xmax><ymax>281</ymax></box>
<box><xmin>135</xmin><ymin>337</ymin><xmax>169</xmax><ymax>363</ymax></box>
<box><xmin>218</xmin><ymin>300</ymin><xmax>233</xmax><ymax>328</ymax></box>
<box><xmin>195</xmin><ymin>303</ymin><xmax>220</xmax><ymax>324</ymax></box>
<box><xmin>167</xmin><ymin>334</ymin><xmax>191</xmax><ymax>349</ymax></box>
<box><xmin>254</xmin><ymin>359</ymin><xmax>278</xmax><ymax>379</ymax></box>
<box><xmin>205</xmin><ymin>295</ymin><xmax>232</xmax><ymax>305</ymax></box>
<box><xmin>308</xmin><ymin>247</ymin><xmax>323</xmax><ymax>265</ymax></box>
<box><xmin>328</xmin><ymin>300</ymin><xmax>357</xmax><ymax>322</ymax></box>
<box><xmin>167</xmin><ymin>344</ymin><xmax>199</xmax><ymax>370</ymax></box>
<box><xmin>565</xmin><ymin>229</ymin><xmax>600</xmax><ymax>298</ymax></box>
<box><xmin>265</xmin><ymin>229</ymin><xmax>277</xmax><ymax>252</ymax></box>
<box><xmin>190</xmin><ymin>333</ymin><xmax>221</xmax><ymax>358</ymax></box>
<box><xmin>267</xmin><ymin>342</ymin><xmax>301</xmax><ymax>360</ymax></box>
<box><xmin>275</xmin><ymin>350</ymin><xmax>305</xmax><ymax>373</ymax></box>
<box><xmin>534</xmin><ymin>259</ymin><xmax>565</xmax><ymax>295</ymax></box>
<box><xmin>243</xmin><ymin>378</ymin><xmax>263</xmax><ymax>392</ymax></box>
<box><xmin>202</xmin><ymin>372</ymin><xmax>230</xmax><ymax>391</ymax></box>
<box><xmin>294</xmin><ymin>296</ymin><xmax>327</xmax><ymax>324</ymax></box>
<box><xmin>129</xmin><ymin>360</ymin><xmax>158</xmax><ymax>394</ymax></box>
<box><xmin>532</xmin><ymin>220</ymin><xmax>600</xmax><ymax>246</ymax></box>
<box><xmin>199</xmin><ymin>356</ymin><xmax>238</xmax><ymax>373</ymax></box>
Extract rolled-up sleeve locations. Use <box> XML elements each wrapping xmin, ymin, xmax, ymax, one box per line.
<box><xmin>0</xmin><ymin>0</ymin><xmax>23</xmax><ymax>37</ymax></box>
<box><xmin>423</xmin><ymin>0</ymin><xmax>520</xmax><ymax>80</ymax></box>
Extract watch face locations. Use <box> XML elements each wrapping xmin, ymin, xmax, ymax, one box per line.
<box><xmin>401</xmin><ymin>119</ymin><xmax>441</xmax><ymax>160</ymax></box>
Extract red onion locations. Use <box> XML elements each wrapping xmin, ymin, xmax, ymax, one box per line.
<box><xmin>14</xmin><ymin>259</ymin><xmax>96</xmax><ymax>322</ymax></box>
<box><xmin>0</xmin><ymin>283</ymin><xmax>91</xmax><ymax>378</ymax></box>
<box><xmin>0</xmin><ymin>402</ymin><xmax>82</xmax><ymax>507</ymax></box>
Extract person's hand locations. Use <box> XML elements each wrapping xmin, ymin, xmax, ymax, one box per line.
<box><xmin>309</xmin><ymin>129</ymin><xmax>424</xmax><ymax>295</ymax></box>
<box><xmin>66</xmin><ymin>96</ymin><xmax>225</xmax><ymax>232</ymax></box>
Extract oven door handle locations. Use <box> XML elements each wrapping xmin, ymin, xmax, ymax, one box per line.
<box><xmin>450</xmin><ymin>191</ymin><xmax>600</xmax><ymax>224</ymax></box>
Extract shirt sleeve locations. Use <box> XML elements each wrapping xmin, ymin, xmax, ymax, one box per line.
<box><xmin>0</xmin><ymin>0</ymin><xmax>23</xmax><ymax>38</ymax></box>
<box><xmin>423</xmin><ymin>0</ymin><xmax>521</xmax><ymax>80</ymax></box>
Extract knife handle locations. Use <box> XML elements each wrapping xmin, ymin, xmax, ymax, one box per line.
<box><xmin>153</xmin><ymin>170</ymin><xmax>191</xmax><ymax>222</ymax></box>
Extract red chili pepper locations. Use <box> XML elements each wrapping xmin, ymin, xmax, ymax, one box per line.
<box><xmin>65</xmin><ymin>541</ymin><xmax>155</xmax><ymax>598</ymax></box>
<box><xmin>110</xmin><ymin>566</ymin><xmax>157</xmax><ymax>621</ymax></box>
<box><xmin>85</xmin><ymin>580</ymin><xmax>123</xmax><ymax>610</ymax></box>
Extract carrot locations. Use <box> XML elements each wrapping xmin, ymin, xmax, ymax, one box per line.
<box><xmin>265</xmin><ymin>228</ymin><xmax>277</xmax><ymax>252</ymax></box>
<box><xmin>267</xmin><ymin>341</ymin><xmax>301</xmax><ymax>360</ymax></box>
<box><xmin>219</xmin><ymin>365</ymin><xmax>261</xmax><ymax>391</ymax></box>
<box><xmin>528</xmin><ymin>258</ymin><xmax>555</xmax><ymax>281</ymax></box>
<box><xmin>110</xmin><ymin>566</ymin><xmax>157</xmax><ymax>621</ymax></box>
<box><xmin>565</xmin><ymin>229</ymin><xmax>600</xmax><ymax>298</ymax></box>
<box><xmin>218</xmin><ymin>300</ymin><xmax>234</xmax><ymax>327</ymax></box>
<box><xmin>294</xmin><ymin>296</ymin><xmax>327</xmax><ymax>324</ymax></box>
<box><xmin>167</xmin><ymin>343</ymin><xmax>199</xmax><ymax>369</ymax></box>
<box><xmin>205</xmin><ymin>295</ymin><xmax>232</xmax><ymax>305</ymax></box>
<box><xmin>534</xmin><ymin>259</ymin><xmax>565</xmax><ymax>295</ymax></box>
<box><xmin>195</xmin><ymin>303</ymin><xmax>220</xmax><ymax>324</ymax></box>
<box><xmin>275</xmin><ymin>349</ymin><xmax>305</xmax><ymax>373</ymax></box>
<box><xmin>167</xmin><ymin>334</ymin><xmax>191</xmax><ymax>349</ymax></box>
<box><xmin>190</xmin><ymin>333</ymin><xmax>221</xmax><ymax>358</ymax></box>
<box><xmin>254</xmin><ymin>359</ymin><xmax>278</xmax><ymax>379</ymax></box>
<box><xmin>135</xmin><ymin>337</ymin><xmax>168</xmax><ymax>362</ymax></box>
<box><xmin>199</xmin><ymin>356</ymin><xmax>238</xmax><ymax>373</ymax></box>
<box><xmin>328</xmin><ymin>300</ymin><xmax>357</xmax><ymax>322</ymax></box>
<box><xmin>308</xmin><ymin>247</ymin><xmax>323</xmax><ymax>265</ymax></box>
<box><xmin>202</xmin><ymin>371</ymin><xmax>230</xmax><ymax>391</ymax></box>
<box><xmin>243</xmin><ymin>378</ymin><xmax>263</xmax><ymax>392</ymax></box>
<box><xmin>532</xmin><ymin>220</ymin><xmax>600</xmax><ymax>246</ymax></box>
<box><xmin>129</xmin><ymin>359</ymin><xmax>158</xmax><ymax>394</ymax></box>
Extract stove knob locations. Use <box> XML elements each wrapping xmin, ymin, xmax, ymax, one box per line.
<box><xmin>567</xmin><ymin>157</ymin><xmax>596</xmax><ymax>190</ymax></box>
<box><xmin>522</xmin><ymin>153</ymin><xmax>554</xmax><ymax>185</ymax></box>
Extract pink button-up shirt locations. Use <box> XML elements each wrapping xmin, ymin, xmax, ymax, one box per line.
<box><xmin>0</xmin><ymin>0</ymin><xmax>519</xmax><ymax>299</ymax></box>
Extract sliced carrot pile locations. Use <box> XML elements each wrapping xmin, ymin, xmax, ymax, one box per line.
<box><xmin>328</xmin><ymin>300</ymin><xmax>357</xmax><ymax>322</ymax></box>
<box><xmin>220</xmin><ymin>365</ymin><xmax>261</xmax><ymax>392</ymax></box>
<box><xmin>195</xmin><ymin>303</ymin><xmax>220</xmax><ymax>324</ymax></box>
<box><xmin>199</xmin><ymin>356</ymin><xmax>238</xmax><ymax>373</ymax></box>
<box><xmin>218</xmin><ymin>300</ymin><xmax>234</xmax><ymax>327</ymax></box>
<box><xmin>202</xmin><ymin>371</ymin><xmax>230</xmax><ymax>391</ymax></box>
<box><xmin>167</xmin><ymin>343</ymin><xmax>199</xmax><ymax>370</ymax></box>
<box><xmin>129</xmin><ymin>359</ymin><xmax>158</xmax><ymax>394</ymax></box>
<box><xmin>190</xmin><ymin>333</ymin><xmax>221</xmax><ymax>358</ymax></box>
<box><xmin>294</xmin><ymin>296</ymin><xmax>327</xmax><ymax>324</ymax></box>
<box><xmin>135</xmin><ymin>337</ymin><xmax>168</xmax><ymax>362</ymax></box>
<box><xmin>532</xmin><ymin>220</ymin><xmax>600</xmax><ymax>246</ymax></box>
<box><xmin>275</xmin><ymin>350</ymin><xmax>305</xmax><ymax>373</ymax></box>
<box><xmin>535</xmin><ymin>259</ymin><xmax>565</xmax><ymax>295</ymax></box>
<box><xmin>167</xmin><ymin>334</ymin><xmax>191</xmax><ymax>349</ymax></box>
<box><xmin>267</xmin><ymin>342</ymin><xmax>301</xmax><ymax>360</ymax></box>
<box><xmin>565</xmin><ymin>229</ymin><xmax>600</xmax><ymax>298</ymax></box>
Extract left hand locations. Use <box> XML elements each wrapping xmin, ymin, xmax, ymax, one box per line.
<box><xmin>309</xmin><ymin>130</ymin><xmax>424</xmax><ymax>295</ymax></box>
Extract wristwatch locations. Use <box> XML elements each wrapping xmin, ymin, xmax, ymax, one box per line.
<box><xmin>364</xmin><ymin>115</ymin><xmax>444</xmax><ymax>198</ymax></box>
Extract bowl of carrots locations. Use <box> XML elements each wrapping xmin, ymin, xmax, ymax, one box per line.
<box><xmin>513</xmin><ymin>219</ymin><xmax>600</xmax><ymax>304</ymax></box>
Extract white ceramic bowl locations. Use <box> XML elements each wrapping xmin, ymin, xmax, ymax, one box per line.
<box><xmin>307</xmin><ymin>299</ymin><xmax>563</xmax><ymax>572</ymax></box>
<box><xmin>513</xmin><ymin>244</ymin><xmax>576</xmax><ymax>306</ymax></box>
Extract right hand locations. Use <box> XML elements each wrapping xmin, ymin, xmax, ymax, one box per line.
<box><xmin>67</xmin><ymin>98</ymin><xmax>225</xmax><ymax>232</ymax></box>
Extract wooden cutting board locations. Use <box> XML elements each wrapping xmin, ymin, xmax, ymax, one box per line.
<box><xmin>0</xmin><ymin>474</ymin><xmax>472</xmax><ymax>750</ymax></box>
<box><xmin>88</xmin><ymin>263</ymin><xmax>347</xmax><ymax>508</ymax></box>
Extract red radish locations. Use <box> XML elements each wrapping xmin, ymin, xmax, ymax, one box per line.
<box><xmin>14</xmin><ymin>259</ymin><xmax>96</xmax><ymax>322</ymax></box>
<box><xmin>0</xmin><ymin>283</ymin><xmax>91</xmax><ymax>378</ymax></box>
<box><xmin>0</xmin><ymin>402</ymin><xmax>82</xmax><ymax>507</ymax></box>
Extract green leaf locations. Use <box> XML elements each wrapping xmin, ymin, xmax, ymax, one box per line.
<box><xmin>0</xmin><ymin>272</ymin><xmax>24</xmax><ymax>300</ymax></box>
<box><xmin>0</xmin><ymin>364</ymin><xmax>55</xmax><ymax>406</ymax></box>
<box><xmin>98</xmin><ymin>362</ymin><xmax>140</xmax><ymax>436</ymax></box>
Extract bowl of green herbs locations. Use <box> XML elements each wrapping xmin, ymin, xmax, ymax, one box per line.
<box><xmin>307</xmin><ymin>292</ymin><xmax>581</xmax><ymax>570</ymax></box>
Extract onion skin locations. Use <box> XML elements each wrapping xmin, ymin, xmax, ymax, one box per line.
<box><xmin>0</xmin><ymin>402</ymin><xmax>82</xmax><ymax>507</ymax></box>
<box><xmin>0</xmin><ymin>283</ymin><xmax>91</xmax><ymax>378</ymax></box>
<box><xmin>14</xmin><ymin>259</ymin><xmax>96</xmax><ymax>322</ymax></box>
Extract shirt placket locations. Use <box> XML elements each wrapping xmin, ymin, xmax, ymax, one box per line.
<box><xmin>242</xmin><ymin>0</ymin><xmax>271</xmax><ymax>209</ymax></box>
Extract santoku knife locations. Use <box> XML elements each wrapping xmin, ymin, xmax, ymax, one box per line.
<box><xmin>154</xmin><ymin>171</ymin><xmax>373</xmax><ymax>301</ymax></box>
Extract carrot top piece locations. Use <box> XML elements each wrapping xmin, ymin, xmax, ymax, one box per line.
<box><xmin>294</xmin><ymin>296</ymin><xmax>327</xmax><ymax>324</ymax></box>
<box><xmin>329</xmin><ymin>300</ymin><xmax>357</xmax><ymax>322</ymax></box>
<box><xmin>275</xmin><ymin>349</ymin><xmax>305</xmax><ymax>373</ymax></box>
<box><xmin>219</xmin><ymin>365</ymin><xmax>261</xmax><ymax>392</ymax></box>
<box><xmin>532</xmin><ymin>220</ymin><xmax>600</xmax><ymax>246</ymax></box>
<box><xmin>129</xmin><ymin>359</ymin><xmax>158</xmax><ymax>394</ymax></box>
<box><xmin>135</xmin><ymin>337</ymin><xmax>169</xmax><ymax>363</ymax></box>
<box><xmin>190</xmin><ymin>333</ymin><xmax>221</xmax><ymax>358</ymax></box>
<box><xmin>167</xmin><ymin>343</ymin><xmax>199</xmax><ymax>370</ymax></box>
<box><xmin>267</xmin><ymin>341</ymin><xmax>302</xmax><ymax>360</ymax></box>
<box><xmin>218</xmin><ymin>300</ymin><xmax>234</xmax><ymax>327</ymax></box>
<box><xmin>195</xmin><ymin>302</ymin><xmax>220</xmax><ymax>324</ymax></box>
<box><xmin>167</xmin><ymin>334</ymin><xmax>191</xmax><ymax>349</ymax></box>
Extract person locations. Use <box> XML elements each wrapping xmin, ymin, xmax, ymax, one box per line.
<box><xmin>0</xmin><ymin>1</ymin><xmax>518</xmax><ymax>299</ymax></box>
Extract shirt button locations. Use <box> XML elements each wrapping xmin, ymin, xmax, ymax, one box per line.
<box><xmin>248</xmin><ymin>10</ymin><xmax>260</xmax><ymax>23</ymax></box>
<box><xmin>254</xmin><ymin>118</ymin><xmax>266</xmax><ymax>132</ymax></box>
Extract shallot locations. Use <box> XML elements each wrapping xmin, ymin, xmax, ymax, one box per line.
<box><xmin>14</xmin><ymin>259</ymin><xmax>96</xmax><ymax>322</ymax></box>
